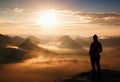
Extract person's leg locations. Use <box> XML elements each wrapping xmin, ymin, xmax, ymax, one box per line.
<box><xmin>96</xmin><ymin>55</ymin><xmax>101</xmax><ymax>79</ymax></box>
<box><xmin>90</xmin><ymin>56</ymin><xmax>96</xmax><ymax>80</ymax></box>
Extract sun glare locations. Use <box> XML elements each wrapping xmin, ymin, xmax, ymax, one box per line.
<box><xmin>37</xmin><ymin>10</ymin><xmax>58</xmax><ymax>28</ymax></box>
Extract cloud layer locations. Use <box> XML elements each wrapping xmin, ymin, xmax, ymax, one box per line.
<box><xmin>56</xmin><ymin>10</ymin><xmax>120</xmax><ymax>25</ymax></box>
<box><xmin>1</xmin><ymin>9</ymin><xmax>119</xmax><ymax>26</ymax></box>
<box><xmin>14</xmin><ymin>7</ymin><xmax>24</xmax><ymax>13</ymax></box>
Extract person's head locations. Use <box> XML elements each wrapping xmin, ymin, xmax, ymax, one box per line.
<box><xmin>93</xmin><ymin>34</ymin><xmax>98</xmax><ymax>42</ymax></box>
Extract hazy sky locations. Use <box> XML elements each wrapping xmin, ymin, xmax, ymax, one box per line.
<box><xmin>0</xmin><ymin>0</ymin><xmax>120</xmax><ymax>36</ymax></box>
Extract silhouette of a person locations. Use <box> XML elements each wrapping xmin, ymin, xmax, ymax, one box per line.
<box><xmin>89</xmin><ymin>34</ymin><xmax>102</xmax><ymax>80</ymax></box>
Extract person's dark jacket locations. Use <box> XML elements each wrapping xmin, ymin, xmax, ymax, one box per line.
<box><xmin>89</xmin><ymin>41</ymin><xmax>102</xmax><ymax>55</ymax></box>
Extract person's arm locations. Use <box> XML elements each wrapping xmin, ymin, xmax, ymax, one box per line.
<box><xmin>99</xmin><ymin>42</ymin><xmax>102</xmax><ymax>53</ymax></box>
<box><xmin>89</xmin><ymin>43</ymin><xmax>92</xmax><ymax>55</ymax></box>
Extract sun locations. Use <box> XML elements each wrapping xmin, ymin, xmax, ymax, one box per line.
<box><xmin>40</xmin><ymin>14</ymin><xmax>56</xmax><ymax>27</ymax></box>
<box><xmin>37</xmin><ymin>10</ymin><xmax>58</xmax><ymax>28</ymax></box>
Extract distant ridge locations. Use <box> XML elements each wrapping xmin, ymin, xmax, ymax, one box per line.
<box><xmin>0</xmin><ymin>34</ymin><xmax>24</xmax><ymax>47</ymax></box>
<box><xmin>19</xmin><ymin>38</ymin><xmax>40</xmax><ymax>50</ymax></box>
<box><xmin>27</xmin><ymin>36</ymin><xmax>41</xmax><ymax>44</ymax></box>
<box><xmin>57</xmin><ymin>35</ymin><xmax>82</xmax><ymax>49</ymax></box>
<box><xmin>75</xmin><ymin>37</ymin><xmax>88</xmax><ymax>47</ymax></box>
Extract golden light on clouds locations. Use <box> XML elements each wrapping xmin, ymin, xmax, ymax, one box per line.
<box><xmin>0</xmin><ymin>8</ymin><xmax>120</xmax><ymax>36</ymax></box>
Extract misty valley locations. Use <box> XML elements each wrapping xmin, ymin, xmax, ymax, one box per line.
<box><xmin>0</xmin><ymin>34</ymin><xmax>120</xmax><ymax>82</ymax></box>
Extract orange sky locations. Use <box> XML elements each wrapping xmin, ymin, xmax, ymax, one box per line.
<box><xmin>0</xmin><ymin>1</ymin><xmax>120</xmax><ymax>36</ymax></box>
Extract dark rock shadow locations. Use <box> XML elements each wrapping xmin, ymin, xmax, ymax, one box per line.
<box><xmin>0</xmin><ymin>47</ymin><xmax>34</xmax><ymax>64</ymax></box>
<box><xmin>57</xmin><ymin>69</ymin><xmax>120</xmax><ymax>82</ymax></box>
